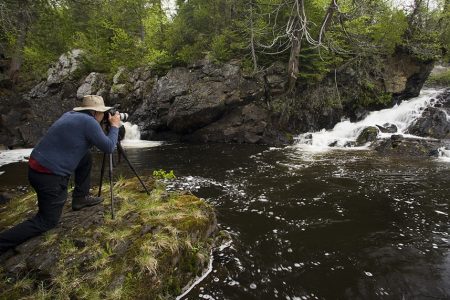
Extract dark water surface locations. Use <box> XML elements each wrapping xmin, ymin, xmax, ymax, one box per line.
<box><xmin>1</xmin><ymin>143</ymin><xmax>449</xmax><ymax>299</ymax></box>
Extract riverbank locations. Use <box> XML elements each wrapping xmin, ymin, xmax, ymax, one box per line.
<box><xmin>0</xmin><ymin>176</ymin><xmax>217</xmax><ymax>299</ymax></box>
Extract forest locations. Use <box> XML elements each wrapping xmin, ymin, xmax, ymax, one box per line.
<box><xmin>0</xmin><ymin>0</ymin><xmax>449</xmax><ymax>89</ymax></box>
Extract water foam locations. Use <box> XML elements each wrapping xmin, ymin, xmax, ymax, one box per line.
<box><xmin>295</xmin><ymin>88</ymin><xmax>443</xmax><ymax>151</ymax></box>
<box><xmin>120</xmin><ymin>122</ymin><xmax>164</xmax><ymax>148</ymax></box>
<box><xmin>0</xmin><ymin>148</ymin><xmax>33</xmax><ymax>168</ymax></box>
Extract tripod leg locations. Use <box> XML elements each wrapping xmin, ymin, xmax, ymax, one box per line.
<box><xmin>117</xmin><ymin>142</ymin><xmax>151</xmax><ymax>195</ymax></box>
<box><xmin>109</xmin><ymin>153</ymin><xmax>115</xmax><ymax>219</ymax></box>
<box><xmin>98</xmin><ymin>153</ymin><xmax>107</xmax><ymax>197</ymax></box>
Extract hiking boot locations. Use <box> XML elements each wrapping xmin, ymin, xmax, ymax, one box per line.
<box><xmin>72</xmin><ymin>195</ymin><xmax>103</xmax><ymax>211</ymax></box>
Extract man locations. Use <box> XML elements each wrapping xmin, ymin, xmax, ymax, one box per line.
<box><xmin>0</xmin><ymin>95</ymin><xmax>121</xmax><ymax>254</ymax></box>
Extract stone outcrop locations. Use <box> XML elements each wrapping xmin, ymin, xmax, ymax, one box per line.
<box><xmin>0</xmin><ymin>52</ymin><xmax>156</xmax><ymax>148</ymax></box>
<box><xmin>0</xmin><ymin>177</ymin><xmax>218</xmax><ymax>299</ymax></box>
<box><xmin>0</xmin><ymin>47</ymin><xmax>438</xmax><ymax>148</ymax></box>
<box><xmin>109</xmin><ymin>66</ymin><xmax>156</xmax><ymax>113</ymax></box>
<box><xmin>46</xmin><ymin>49</ymin><xmax>84</xmax><ymax>87</ymax></box>
<box><xmin>131</xmin><ymin>59</ymin><xmax>290</xmax><ymax>145</ymax></box>
<box><xmin>76</xmin><ymin>72</ymin><xmax>110</xmax><ymax>100</ymax></box>
<box><xmin>383</xmin><ymin>50</ymin><xmax>434</xmax><ymax>100</ymax></box>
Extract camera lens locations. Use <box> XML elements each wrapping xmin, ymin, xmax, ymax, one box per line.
<box><xmin>119</xmin><ymin>113</ymin><xmax>129</xmax><ymax>122</ymax></box>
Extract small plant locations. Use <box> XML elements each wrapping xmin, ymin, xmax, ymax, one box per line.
<box><xmin>152</xmin><ymin>169</ymin><xmax>176</xmax><ymax>180</ymax></box>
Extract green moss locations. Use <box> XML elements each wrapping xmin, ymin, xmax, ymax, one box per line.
<box><xmin>0</xmin><ymin>176</ymin><xmax>216</xmax><ymax>299</ymax></box>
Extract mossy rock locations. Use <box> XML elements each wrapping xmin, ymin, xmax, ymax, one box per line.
<box><xmin>356</xmin><ymin>126</ymin><xmax>379</xmax><ymax>146</ymax></box>
<box><xmin>0</xmin><ymin>176</ymin><xmax>217</xmax><ymax>299</ymax></box>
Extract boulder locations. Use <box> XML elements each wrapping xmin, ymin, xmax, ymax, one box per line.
<box><xmin>375</xmin><ymin>135</ymin><xmax>444</xmax><ymax>157</ymax></box>
<box><xmin>407</xmin><ymin>107</ymin><xmax>450</xmax><ymax>139</ymax></box>
<box><xmin>356</xmin><ymin>126</ymin><xmax>379</xmax><ymax>146</ymax></box>
<box><xmin>376</xmin><ymin>123</ymin><xmax>398</xmax><ymax>133</ymax></box>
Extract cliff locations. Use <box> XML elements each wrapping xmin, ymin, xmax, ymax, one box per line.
<box><xmin>0</xmin><ymin>48</ymin><xmax>434</xmax><ymax>148</ymax></box>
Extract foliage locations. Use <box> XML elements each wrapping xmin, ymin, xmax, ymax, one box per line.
<box><xmin>426</xmin><ymin>68</ymin><xmax>450</xmax><ymax>87</ymax></box>
<box><xmin>0</xmin><ymin>0</ymin><xmax>448</xmax><ymax>104</ymax></box>
<box><xmin>152</xmin><ymin>169</ymin><xmax>176</xmax><ymax>180</ymax></box>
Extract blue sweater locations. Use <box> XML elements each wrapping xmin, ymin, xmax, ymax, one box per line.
<box><xmin>31</xmin><ymin>111</ymin><xmax>119</xmax><ymax>176</ymax></box>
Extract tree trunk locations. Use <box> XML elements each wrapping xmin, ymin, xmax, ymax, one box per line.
<box><xmin>8</xmin><ymin>14</ymin><xmax>28</xmax><ymax>84</ymax></box>
<box><xmin>318</xmin><ymin>0</ymin><xmax>338</xmax><ymax>43</ymax></box>
<box><xmin>287</xmin><ymin>25</ymin><xmax>303</xmax><ymax>93</ymax></box>
<box><xmin>249</xmin><ymin>2</ymin><xmax>258</xmax><ymax>74</ymax></box>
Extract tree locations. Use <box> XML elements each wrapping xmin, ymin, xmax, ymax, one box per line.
<box><xmin>0</xmin><ymin>0</ymin><xmax>48</xmax><ymax>83</ymax></box>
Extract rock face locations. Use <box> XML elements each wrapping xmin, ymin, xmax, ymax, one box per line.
<box><xmin>132</xmin><ymin>59</ymin><xmax>290</xmax><ymax>144</ymax></box>
<box><xmin>46</xmin><ymin>49</ymin><xmax>84</xmax><ymax>87</ymax></box>
<box><xmin>0</xmin><ymin>52</ymin><xmax>156</xmax><ymax>148</ymax></box>
<box><xmin>186</xmin><ymin>103</ymin><xmax>291</xmax><ymax>144</ymax></box>
<box><xmin>383</xmin><ymin>49</ymin><xmax>434</xmax><ymax>100</ymax></box>
<box><xmin>0</xmin><ymin>177</ymin><xmax>218</xmax><ymax>299</ymax></box>
<box><xmin>0</xmin><ymin>48</ymin><xmax>438</xmax><ymax>148</ymax></box>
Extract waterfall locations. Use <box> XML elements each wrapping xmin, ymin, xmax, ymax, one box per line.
<box><xmin>123</xmin><ymin>122</ymin><xmax>141</xmax><ymax>140</ymax></box>
<box><xmin>120</xmin><ymin>122</ymin><xmax>163</xmax><ymax>148</ymax></box>
<box><xmin>294</xmin><ymin>88</ymin><xmax>444</xmax><ymax>151</ymax></box>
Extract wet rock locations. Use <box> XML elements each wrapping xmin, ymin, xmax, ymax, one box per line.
<box><xmin>374</xmin><ymin>135</ymin><xmax>444</xmax><ymax>157</ymax></box>
<box><xmin>356</xmin><ymin>126</ymin><xmax>379</xmax><ymax>146</ymax></box>
<box><xmin>352</xmin><ymin>107</ymin><xmax>370</xmax><ymax>122</ymax></box>
<box><xmin>0</xmin><ymin>192</ymin><xmax>13</xmax><ymax>205</ymax></box>
<box><xmin>328</xmin><ymin>140</ymin><xmax>338</xmax><ymax>147</ymax></box>
<box><xmin>185</xmin><ymin>103</ymin><xmax>291</xmax><ymax>145</ymax></box>
<box><xmin>407</xmin><ymin>107</ymin><xmax>450</xmax><ymax>139</ymax></box>
<box><xmin>376</xmin><ymin>123</ymin><xmax>398</xmax><ymax>133</ymax></box>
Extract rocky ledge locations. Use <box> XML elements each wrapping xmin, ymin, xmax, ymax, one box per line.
<box><xmin>0</xmin><ymin>177</ymin><xmax>217</xmax><ymax>299</ymax></box>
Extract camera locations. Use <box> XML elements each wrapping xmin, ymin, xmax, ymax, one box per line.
<box><xmin>106</xmin><ymin>104</ymin><xmax>129</xmax><ymax>122</ymax></box>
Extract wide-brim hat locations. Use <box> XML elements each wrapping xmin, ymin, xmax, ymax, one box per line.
<box><xmin>73</xmin><ymin>95</ymin><xmax>112</xmax><ymax>112</ymax></box>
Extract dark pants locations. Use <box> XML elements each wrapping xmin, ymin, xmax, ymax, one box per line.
<box><xmin>0</xmin><ymin>152</ymin><xmax>92</xmax><ymax>253</ymax></box>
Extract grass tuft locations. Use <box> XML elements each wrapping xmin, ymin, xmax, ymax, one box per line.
<box><xmin>0</xmin><ymin>176</ymin><xmax>216</xmax><ymax>299</ymax></box>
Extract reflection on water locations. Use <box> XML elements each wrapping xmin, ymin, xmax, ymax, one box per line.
<box><xmin>1</xmin><ymin>143</ymin><xmax>449</xmax><ymax>299</ymax></box>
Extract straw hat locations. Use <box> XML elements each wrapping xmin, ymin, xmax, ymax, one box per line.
<box><xmin>73</xmin><ymin>95</ymin><xmax>112</xmax><ymax>112</ymax></box>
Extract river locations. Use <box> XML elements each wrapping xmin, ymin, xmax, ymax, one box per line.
<box><xmin>0</xmin><ymin>89</ymin><xmax>449</xmax><ymax>299</ymax></box>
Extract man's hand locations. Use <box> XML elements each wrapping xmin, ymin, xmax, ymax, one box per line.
<box><xmin>108</xmin><ymin>112</ymin><xmax>121</xmax><ymax>128</ymax></box>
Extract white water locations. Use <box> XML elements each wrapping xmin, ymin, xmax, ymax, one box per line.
<box><xmin>117</xmin><ymin>121</ymin><xmax>164</xmax><ymax>148</ymax></box>
<box><xmin>0</xmin><ymin>148</ymin><xmax>33</xmax><ymax>168</ymax></box>
<box><xmin>294</xmin><ymin>88</ymin><xmax>444</xmax><ymax>152</ymax></box>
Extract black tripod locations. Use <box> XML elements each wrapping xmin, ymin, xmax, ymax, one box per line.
<box><xmin>97</xmin><ymin>125</ymin><xmax>150</xmax><ymax>219</ymax></box>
